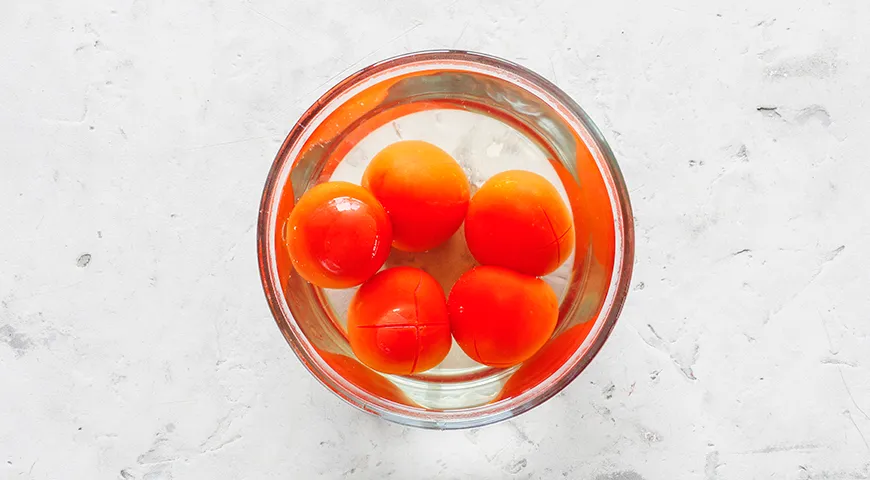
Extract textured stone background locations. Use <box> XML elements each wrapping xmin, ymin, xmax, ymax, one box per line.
<box><xmin>1</xmin><ymin>1</ymin><xmax>869</xmax><ymax>478</ymax></box>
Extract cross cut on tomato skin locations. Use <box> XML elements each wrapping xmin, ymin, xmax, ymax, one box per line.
<box><xmin>347</xmin><ymin>267</ymin><xmax>452</xmax><ymax>375</ymax></box>
<box><xmin>464</xmin><ymin>170</ymin><xmax>574</xmax><ymax>277</ymax></box>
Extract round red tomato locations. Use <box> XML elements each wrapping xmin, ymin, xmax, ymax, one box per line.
<box><xmin>347</xmin><ymin>267</ymin><xmax>452</xmax><ymax>375</ymax></box>
<box><xmin>285</xmin><ymin>181</ymin><xmax>392</xmax><ymax>288</ymax></box>
<box><xmin>448</xmin><ymin>266</ymin><xmax>558</xmax><ymax>368</ymax></box>
<box><xmin>464</xmin><ymin>170</ymin><xmax>574</xmax><ymax>276</ymax></box>
<box><xmin>363</xmin><ymin>140</ymin><xmax>470</xmax><ymax>252</ymax></box>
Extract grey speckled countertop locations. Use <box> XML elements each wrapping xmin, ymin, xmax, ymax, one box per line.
<box><xmin>1</xmin><ymin>1</ymin><xmax>869</xmax><ymax>479</ymax></box>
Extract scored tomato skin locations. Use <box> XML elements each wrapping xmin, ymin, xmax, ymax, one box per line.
<box><xmin>363</xmin><ymin>140</ymin><xmax>470</xmax><ymax>253</ymax></box>
<box><xmin>448</xmin><ymin>266</ymin><xmax>558</xmax><ymax>368</ymax></box>
<box><xmin>464</xmin><ymin>170</ymin><xmax>574</xmax><ymax>277</ymax></box>
<box><xmin>347</xmin><ymin>267</ymin><xmax>452</xmax><ymax>375</ymax></box>
<box><xmin>285</xmin><ymin>181</ymin><xmax>392</xmax><ymax>289</ymax></box>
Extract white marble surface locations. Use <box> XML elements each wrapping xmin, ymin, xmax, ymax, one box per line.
<box><xmin>2</xmin><ymin>0</ymin><xmax>869</xmax><ymax>478</ymax></box>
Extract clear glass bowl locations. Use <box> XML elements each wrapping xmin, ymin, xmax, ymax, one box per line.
<box><xmin>257</xmin><ymin>50</ymin><xmax>634</xmax><ymax>429</ymax></box>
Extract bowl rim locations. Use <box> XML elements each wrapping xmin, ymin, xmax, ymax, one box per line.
<box><xmin>257</xmin><ymin>49</ymin><xmax>634</xmax><ymax>430</ymax></box>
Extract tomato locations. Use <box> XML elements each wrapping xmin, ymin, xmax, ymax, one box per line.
<box><xmin>347</xmin><ymin>267</ymin><xmax>451</xmax><ymax>375</ymax></box>
<box><xmin>448</xmin><ymin>266</ymin><xmax>558</xmax><ymax>368</ymax></box>
<box><xmin>285</xmin><ymin>181</ymin><xmax>392</xmax><ymax>289</ymax></box>
<box><xmin>464</xmin><ymin>170</ymin><xmax>574</xmax><ymax>277</ymax></box>
<box><xmin>362</xmin><ymin>140</ymin><xmax>470</xmax><ymax>252</ymax></box>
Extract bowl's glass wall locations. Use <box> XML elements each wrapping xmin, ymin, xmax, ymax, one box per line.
<box><xmin>258</xmin><ymin>51</ymin><xmax>633</xmax><ymax>429</ymax></box>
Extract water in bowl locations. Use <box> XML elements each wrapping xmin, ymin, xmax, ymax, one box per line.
<box><xmin>319</xmin><ymin>108</ymin><xmax>584</xmax><ymax>409</ymax></box>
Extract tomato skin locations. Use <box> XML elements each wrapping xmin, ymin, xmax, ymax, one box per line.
<box><xmin>448</xmin><ymin>266</ymin><xmax>558</xmax><ymax>368</ymax></box>
<box><xmin>285</xmin><ymin>181</ymin><xmax>392</xmax><ymax>289</ymax></box>
<box><xmin>347</xmin><ymin>267</ymin><xmax>451</xmax><ymax>375</ymax></box>
<box><xmin>363</xmin><ymin>140</ymin><xmax>470</xmax><ymax>253</ymax></box>
<box><xmin>464</xmin><ymin>170</ymin><xmax>574</xmax><ymax>277</ymax></box>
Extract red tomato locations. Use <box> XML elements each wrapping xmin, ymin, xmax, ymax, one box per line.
<box><xmin>347</xmin><ymin>267</ymin><xmax>451</xmax><ymax>375</ymax></box>
<box><xmin>464</xmin><ymin>170</ymin><xmax>574</xmax><ymax>276</ymax></box>
<box><xmin>363</xmin><ymin>140</ymin><xmax>470</xmax><ymax>252</ymax></box>
<box><xmin>448</xmin><ymin>266</ymin><xmax>558</xmax><ymax>368</ymax></box>
<box><xmin>285</xmin><ymin>181</ymin><xmax>392</xmax><ymax>289</ymax></box>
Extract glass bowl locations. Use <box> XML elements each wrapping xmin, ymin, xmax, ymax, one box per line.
<box><xmin>257</xmin><ymin>50</ymin><xmax>634</xmax><ymax>429</ymax></box>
